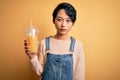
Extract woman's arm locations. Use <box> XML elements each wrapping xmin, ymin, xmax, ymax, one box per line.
<box><xmin>75</xmin><ymin>43</ymin><xmax>85</xmax><ymax>80</ymax></box>
<box><xmin>30</xmin><ymin>40</ymin><xmax>45</xmax><ymax>76</ymax></box>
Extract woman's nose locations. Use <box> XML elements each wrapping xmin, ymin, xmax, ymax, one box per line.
<box><xmin>61</xmin><ymin>20</ymin><xmax>67</xmax><ymax>27</ymax></box>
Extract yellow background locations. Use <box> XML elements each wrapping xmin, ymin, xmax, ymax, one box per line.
<box><xmin>0</xmin><ymin>0</ymin><xmax>120</xmax><ymax>80</ymax></box>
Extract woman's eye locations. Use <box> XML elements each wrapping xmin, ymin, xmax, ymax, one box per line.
<box><xmin>66</xmin><ymin>19</ymin><xmax>72</xmax><ymax>22</ymax></box>
<box><xmin>56</xmin><ymin>18</ymin><xmax>62</xmax><ymax>21</ymax></box>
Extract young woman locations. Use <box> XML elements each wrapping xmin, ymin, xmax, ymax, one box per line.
<box><xmin>24</xmin><ymin>2</ymin><xmax>85</xmax><ymax>80</ymax></box>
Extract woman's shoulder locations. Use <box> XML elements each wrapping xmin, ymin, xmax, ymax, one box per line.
<box><xmin>39</xmin><ymin>36</ymin><xmax>51</xmax><ymax>46</ymax></box>
<box><xmin>76</xmin><ymin>39</ymin><xmax>83</xmax><ymax>45</ymax></box>
<box><xmin>72</xmin><ymin>37</ymin><xmax>83</xmax><ymax>47</ymax></box>
<box><xmin>72</xmin><ymin>37</ymin><xmax>84</xmax><ymax>52</ymax></box>
<box><xmin>39</xmin><ymin>38</ymin><xmax>46</xmax><ymax>46</ymax></box>
<box><xmin>73</xmin><ymin>37</ymin><xmax>84</xmax><ymax>56</ymax></box>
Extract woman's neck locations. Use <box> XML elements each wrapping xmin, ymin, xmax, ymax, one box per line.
<box><xmin>52</xmin><ymin>34</ymin><xmax>70</xmax><ymax>41</ymax></box>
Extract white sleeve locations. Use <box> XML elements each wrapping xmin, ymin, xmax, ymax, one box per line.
<box><xmin>30</xmin><ymin>41</ymin><xmax>45</xmax><ymax>76</ymax></box>
<box><xmin>75</xmin><ymin>43</ymin><xmax>85</xmax><ymax>80</ymax></box>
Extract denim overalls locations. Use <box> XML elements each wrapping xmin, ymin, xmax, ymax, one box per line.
<box><xmin>41</xmin><ymin>37</ymin><xmax>76</xmax><ymax>80</ymax></box>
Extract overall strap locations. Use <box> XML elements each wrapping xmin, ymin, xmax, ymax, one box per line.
<box><xmin>46</xmin><ymin>36</ymin><xmax>76</xmax><ymax>52</ymax></box>
<box><xmin>70</xmin><ymin>37</ymin><xmax>76</xmax><ymax>52</ymax></box>
<box><xmin>45</xmin><ymin>37</ymin><xmax>50</xmax><ymax>50</ymax></box>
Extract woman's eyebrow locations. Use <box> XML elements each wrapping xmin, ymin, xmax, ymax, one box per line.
<box><xmin>56</xmin><ymin>16</ymin><xmax>71</xmax><ymax>19</ymax></box>
<box><xmin>56</xmin><ymin>16</ymin><xmax>63</xmax><ymax>18</ymax></box>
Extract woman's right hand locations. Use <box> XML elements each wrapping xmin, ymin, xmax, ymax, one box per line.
<box><xmin>24</xmin><ymin>40</ymin><xmax>36</xmax><ymax>59</ymax></box>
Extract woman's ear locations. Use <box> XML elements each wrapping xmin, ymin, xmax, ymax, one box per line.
<box><xmin>53</xmin><ymin>20</ymin><xmax>55</xmax><ymax>24</ymax></box>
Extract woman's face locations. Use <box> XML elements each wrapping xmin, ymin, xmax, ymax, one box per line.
<box><xmin>54</xmin><ymin>9</ymin><xmax>73</xmax><ymax>36</ymax></box>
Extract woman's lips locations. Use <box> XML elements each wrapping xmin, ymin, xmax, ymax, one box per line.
<box><xmin>60</xmin><ymin>29</ymin><xmax>66</xmax><ymax>31</ymax></box>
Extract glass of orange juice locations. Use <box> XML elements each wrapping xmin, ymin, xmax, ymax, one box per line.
<box><xmin>25</xmin><ymin>21</ymin><xmax>39</xmax><ymax>53</ymax></box>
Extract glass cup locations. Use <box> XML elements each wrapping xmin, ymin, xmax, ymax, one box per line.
<box><xmin>25</xmin><ymin>27</ymin><xmax>39</xmax><ymax>53</ymax></box>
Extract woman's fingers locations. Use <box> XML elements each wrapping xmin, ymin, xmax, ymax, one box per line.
<box><xmin>24</xmin><ymin>46</ymin><xmax>29</xmax><ymax>49</ymax></box>
<box><xmin>24</xmin><ymin>40</ymin><xmax>28</xmax><ymax>46</ymax></box>
<box><xmin>24</xmin><ymin>40</ymin><xmax>30</xmax><ymax>54</ymax></box>
<box><xmin>25</xmin><ymin>49</ymin><xmax>29</xmax><ymax>54</ymax></box>
<box><xmin>24</xmin><ymin>40</ymin><xmax>36</xmax><ymax>59</ymax></box>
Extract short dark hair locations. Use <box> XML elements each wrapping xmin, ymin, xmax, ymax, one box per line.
<box><xmin>52</xmin><ymin>2</ymin><xmax>77</xmax><ymax>24</ymax></box>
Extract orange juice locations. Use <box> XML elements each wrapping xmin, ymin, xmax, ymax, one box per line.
<box><xmin>27</xmin><ymin>35</ymin><xmax>38</xmax><ymax>53</ymax></box>
<box><xmin>25</xmin><ymin>20</ymin><xmax>39</xmax><ymax>53</ymax></box>
<box><xmin>27</xmin><ymin>36</ymin><xmax>38</xmax><ymax>52</ymax></box>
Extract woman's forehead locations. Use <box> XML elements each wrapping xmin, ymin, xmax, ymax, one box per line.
<box><xmin>56</xmin><ymin>9</ymin><xmax>70</xmax><ymax>19</ymax></box>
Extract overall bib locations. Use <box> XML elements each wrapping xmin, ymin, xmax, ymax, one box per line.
<box><xmin>41</xmin><ymin>37</ymin><xmax>76</xmax><ymax>80</ymax></box>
